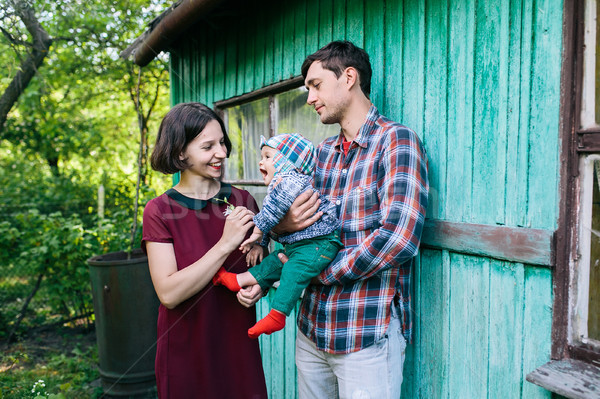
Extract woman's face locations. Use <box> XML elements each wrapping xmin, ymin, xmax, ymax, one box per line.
<box><xmin>179</xmin><ymin>119</ymin><xmax>227</xmax><ymax>180</ymax></box>
<box><xmin>259</xmin><ymin>146</ymin><xmax>277</xmax><ymax>186</ymax></box>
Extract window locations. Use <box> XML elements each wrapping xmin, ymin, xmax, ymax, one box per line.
<box><xmin>571</xmin><ymin>0</ymin><xmax>600</xmax><ymax>356</ymax></box>
<box><xmin>575</xmin><ymin>155</ymin><xmax>600</xmax><ymax>346</ymax></box>
<box><xmin>217</xmin><ymin>80</ymin><xmax>339</xmax><ymax>201</ymax></box>
<box><xmin>527</xmin><ymin>0</ymin><xmax>600</xmax><ymax>396</ymax></box>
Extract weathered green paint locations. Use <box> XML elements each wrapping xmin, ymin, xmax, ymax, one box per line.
<box><xmin>167</xmin><ymin>0</ymin><xmax>564</xmax><ymax>397</ymax></box>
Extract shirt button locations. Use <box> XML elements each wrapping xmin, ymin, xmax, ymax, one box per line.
<box><xmin>342</xmin><ymin>169</ymin><xmax>347</xmax><ymax>174</ymax></box>
<box><xmin>336</xmin><ymin>200</ymin><xmax>341</xmax><ymax>205</ymax></box>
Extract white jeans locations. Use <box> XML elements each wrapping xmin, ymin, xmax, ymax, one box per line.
<box><xmin>295</xmin><ymin>306</ymin><xmax>407</xmax><ymax>399</ymax></box>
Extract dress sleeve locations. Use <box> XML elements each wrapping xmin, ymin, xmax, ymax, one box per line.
<box><xmin>141</xmin><ymin>198</ymin><xmax>173</xmax><ymax>253</ymax></box>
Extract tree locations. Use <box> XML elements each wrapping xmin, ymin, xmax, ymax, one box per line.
<box><xmin>0</xmin><ymin>0</ymin><xmax>51</xmax><ymax>132</ymax></box>
<box><xmin>0</xmin><ymin>0</ymin><xmax>170</xmax><ymax>178</ymax></box>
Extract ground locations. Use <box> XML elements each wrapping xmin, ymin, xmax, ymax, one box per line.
<box><xmin>0</xmin><ymin>326</ymin><xmax>100</xmax><ymax>398</ymax></box>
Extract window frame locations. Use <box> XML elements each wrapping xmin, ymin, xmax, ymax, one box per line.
<box><xmin>214</xmin><ymin>76</ymin><xmax>305</xmax><ymax>186</ymax></box>
<box><xmin>555</xmin><ymin>0</ymin><xmax>600</xmax><ymax>366</ymax></box>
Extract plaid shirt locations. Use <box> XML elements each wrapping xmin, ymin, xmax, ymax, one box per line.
<box><xmin>297</xmin><ymin>105</ymin><xmax>429</xmax><ymax>354</ymax></box>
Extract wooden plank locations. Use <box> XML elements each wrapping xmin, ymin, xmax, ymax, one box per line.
<box><xmin>421</xmin><ymin>219</ymin><xmax>554</xmax><ymax>266</ymax></box>
<box><xmin>199</xmin><ymin>32</ymin><xmax>208</xmax><ymax>103</ymax></box>
<box><xmin>213</xmin><ymin>26</ymin><xmax>226</xmax><ymax>103</ymax></box>
<box><xmin>365</xmin><ymin>0</ymin><xmax>384</xmax><ymax>109</ymax></box>
<box><xmin>282</xmin><ymin>6</ymin><xmax>295</xmax><ymax>80</ymax></box>
<box><xmin>205</xmin><ymin>27</ymin><xmax>215</xmax><ymax>106</ymax></box>
<box><xmin>496</xmin><ymin>0</ymin><xmax>510</xmax><ymax>225</ymax></box>
<box><xmin>224</xmin><ymin>23</ymin><xmax>238</xmax><ymax>99</ymax></box>
<box><xmin>345</xmin><ymin>0</ymin><xmax>364</xmax><ymax>47</ymax></box>
<box><xmin>263</xmin><ymin>2</ymin><xmax>275</xmax><ymax>86</ymax></box>
<box><xmin>504</xmin><ymin>0</ymin><xmax>527</xmax><ymax>227</ymax></box>
<box><xmin>254</xmin><ymin>0</ymin><xmax>266</xmax><ymax>92</ymax></box>
<box><xmin>318</xmin><ymin>0</ymin><xmax>332</xmax><ymax>47</ymax></box>
<box><xmin>258</xmin><ymin>294</ymin><xmax>272</xmax><ymax>396</ymax></box>
<box><xmin>516</xmin><ymin>0</ymin><xmax>534</xmax><ymax>228</ymax></box>
<box><xmin>521</xmin><ymin>266</ymin><xmax>553</xmax><ymax>399</ymax></box>
<box><xmin>244</xmin><ymin>14</ymin><xmax>255</xmax><ymax>94</ymax></box>
<box><xmin>284</xmin><ymin>302</ymin><xmax>299</xmax><ymax>399</ymax></box>
<box><xmin>306</xmin><ymin>0</ymin><xmax>320</xmax><ymax>55</ymax></box>
<box><xmin>169</xmin><ymin>51</ymin><xmax>181</xmax><ymax>106</ymax></box>
<box><xmin>417</xmin><ymin>249</ymin><xmax>450</xmax><ymax>398</ymax></box>
<box><xmin>400</xmin><ymin>251</ymin><xmax>419</xmax><ymax>399</ymax></box>
<box><xmin>526</xmin><ymin>0</ymin><xmax>563</xmax><ymax>230</ymax></box>
<box><xmin>332</xmin><ymin>0</ymin><xmax>346</xmax><ymax>41</ymax></box>
<box><xmin>383</xmin><ymin>0</ymin><xmax>403</xmax><ymax>121</ymax></box>
<box><xmin>236</xmin><ymin>17</ymin><xmax>247</xmax><ymax>95</ymax></box>
<box><xmin>488</xmin><ymin>261</ymin><xmax>525</xmax><ymax>398</ymax></box>
<box><xmin>273</xmin><ymin>0</ymin><xmax>284</xmax><ymax>83</ymax></box>
<box><xmin>527</xmin><ymin>359</ymin><xmax>600</xmax><ymax>399</ymax></box>
<box><xmin>423</xmin><ymin>0</ymin><xmax>448</xmax><ymax>221</ymax></box>
<box><xmin>294</xmin><ymin>0</ymin><xmax>307</xmax><ymax>77</ymax></box>
<box><xmin>448</xmin><ymin>253</ymin><xmax>490</xmax><ymax>398</ymax></box>
<box><xmin>471</xmin><ymin>0</ymin><xmax>502</xmax><ymax>225</ymax></box>
<box><xmin>446</xmin><ymin>0</ymin><xmax>474</xmax><ymax>222</ymax></box>
<box><xmin>401</xmin><ymin>0</ymin><xmax>425</xmax><ymax>141</ymax></box>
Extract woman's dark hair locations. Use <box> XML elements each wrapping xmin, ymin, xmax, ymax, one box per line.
<box><xmin>150</xmin><ymin>102</ymin><xmax>232</xmax><ymax>175</ymax></box>
<box><xmin>301</xmin><ymin>40</ymin><xmax>372</xmax><ymax>98</ymax></box>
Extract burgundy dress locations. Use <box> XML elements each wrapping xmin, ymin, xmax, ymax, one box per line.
<box><xmin>142</xmin><ymin>184</ymin><xmax>268</xmax><ymax>399</ymax></box>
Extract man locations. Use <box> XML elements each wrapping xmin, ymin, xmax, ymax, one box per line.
<box><xmin>282</xmin><ymin>40</ymin><xmax>429</xmax><ymax>398</ymax></box>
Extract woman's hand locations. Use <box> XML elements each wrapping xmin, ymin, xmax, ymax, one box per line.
<box><xmin>237</xmin><ymin>284</ymin><xmax>265</xmax><ymax>308</ymax></box>
<box><xmin>219</xmin><ymin>206</ymin><xmax>256</xmax><ymax>253</ymax></box>
<box><xmin>272</xmin><ymin>189</ymin><xmax>322</xmax><ymax>235</ymax></box>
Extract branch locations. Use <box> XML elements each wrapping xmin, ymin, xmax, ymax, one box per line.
<box><xmin>0</xmin><ymin>0</ymin><xmax>52</xmax><ymax>133</ymax></box>
<box><xmin>6</xmin><ymin>273</ymin><xmax>44</xmax><ymax>346</ymax></box>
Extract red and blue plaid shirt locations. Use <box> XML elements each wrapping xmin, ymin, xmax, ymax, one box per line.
<box><xmin>297</xmin><ymin>105</ymin><xmax>429</xmax><ymax>354</ymax></box>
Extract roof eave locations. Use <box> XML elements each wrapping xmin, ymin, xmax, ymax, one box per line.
<box><xmin>121</xmin><ymin>0</ymin><xmax>224</xmax><ymax>66</ymax></box>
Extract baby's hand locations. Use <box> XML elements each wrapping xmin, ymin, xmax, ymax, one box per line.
<box><xmin>246</xmin><ymin>245</ymin><xmax>264</xmax><ymax>267</ymax></box>
<box><xmin>240</xmin><ymin>228</ymin><xmax>263</xmax><ymax>252</ymax></box>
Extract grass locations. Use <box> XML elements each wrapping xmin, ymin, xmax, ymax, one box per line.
<box><xmin>0</xmin><ymin>326</ymin><xmax>101</xmax><ymax>398</ymax></box>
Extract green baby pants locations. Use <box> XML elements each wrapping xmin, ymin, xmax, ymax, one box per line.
<box><xmin>248</xmin><ymin>231</ymin><xmax>342</xmax><ymax>315</ymax></box>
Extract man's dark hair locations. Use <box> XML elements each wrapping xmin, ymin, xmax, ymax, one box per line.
<box><xmin>150</xmin><ymin>102</ymin><xmax>232</xmax><ymax>175</ymax></box>
<box><xmin>301</xmin><ymin>40</ymin><xmax>372</xmax><ymax>98</ymax></box>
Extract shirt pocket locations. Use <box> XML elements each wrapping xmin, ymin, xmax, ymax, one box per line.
<box><xmin>341</xmin><ymin>186</ymin><xmax>380</xmax><ymax>232</ymax></box>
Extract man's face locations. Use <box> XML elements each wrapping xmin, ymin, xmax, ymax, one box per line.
<box><xmin>304</xmin><ymin>61</ymin><xmax>349</xmax><ymax>125</ymax></box>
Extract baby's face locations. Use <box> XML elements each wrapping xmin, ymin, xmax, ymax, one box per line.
<box><xmin>259</xmin><ymin>146</ymin><xmax>277</xmax><ymax>186</ymax></box>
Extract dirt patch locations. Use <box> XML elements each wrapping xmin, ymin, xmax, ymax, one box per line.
<box><xmin>0</xmin><ymin>325</ymin><xmax>96</xmax><ymax>372</ymax></box>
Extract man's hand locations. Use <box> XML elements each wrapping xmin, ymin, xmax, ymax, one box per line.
<box><xmin>237</xmin><ymin>284</ymin><xmax>265</xmax><ymax>307</ymax></box>
<box><xmin>273</xmin><ymin>189</ymin><xmax>322</xmax><ymax>235</ymax></box>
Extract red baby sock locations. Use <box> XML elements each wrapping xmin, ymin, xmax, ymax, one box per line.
<box><xmin>212</xmin><ymin>267</ymin><xmax>241</xmax><ymax>292</ymax></box>
<box><xmin>248</xmin><ymin>309</ymin><xmax>286</xmax><ymax>339</ymax></box>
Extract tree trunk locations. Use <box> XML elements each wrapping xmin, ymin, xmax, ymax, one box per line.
<box><xmin>0</xmin><ymin>0</ymin><xmax>52</xmax><ymax>133</ymax></box>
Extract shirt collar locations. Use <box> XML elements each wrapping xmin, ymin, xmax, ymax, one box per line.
<box><xmin>166</xmin><ymin>183</ymin><xmax>232</xmax><ymax>210</ymax></box>
<box><xmin>333</xmin><ymin>104</ymin><xmax>380</xmax><ymax>151</ymax></box>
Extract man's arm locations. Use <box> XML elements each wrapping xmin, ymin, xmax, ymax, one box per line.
<box><xmin>318</xmin><ymin>127</ymin><xmax>429</xmax><ymax>285</ymax></box>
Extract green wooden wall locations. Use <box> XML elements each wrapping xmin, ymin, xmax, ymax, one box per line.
<box><xmin>168</xmin><ymin>0</ymin><xmax>563</xmax><ymax>397</ymax></box>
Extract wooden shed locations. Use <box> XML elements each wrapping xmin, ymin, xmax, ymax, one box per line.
<box><xmin>124</xmin><ymin>0</ymin><xmax>600</xmax><ymax>397</ymax></box>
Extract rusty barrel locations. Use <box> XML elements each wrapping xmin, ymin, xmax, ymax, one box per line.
<box><xmin>88</xmin><ymin>249</ymin><xmax>159</xmax><ymax>398</ymax></box>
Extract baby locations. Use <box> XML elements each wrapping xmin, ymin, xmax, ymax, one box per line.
<box><xmin>213</xmin><ymin>133</ymin><xmax>342</xmax><ymax>338</ymax></box>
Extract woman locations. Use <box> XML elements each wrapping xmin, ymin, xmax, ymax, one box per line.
<box><xmin>142</xmin><ymin>102</ymin><xmax>268</xmax><ymax>398</ymax></box>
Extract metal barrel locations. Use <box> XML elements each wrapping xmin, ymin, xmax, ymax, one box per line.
<box><xmin>88</xmin><ymin>249</ymin><xmax>159</xmax><ymax>398</ymax></box>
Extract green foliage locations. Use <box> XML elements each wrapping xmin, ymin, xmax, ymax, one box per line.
<box><xmin>0</xmin><ymin>332</ymin><xmax>100</xmax><ymax>398</ymax></box>
<box><xmin>0</xmin><ymin>0</ymin><xmax>172</xmax><ymax>339</ymax></box>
